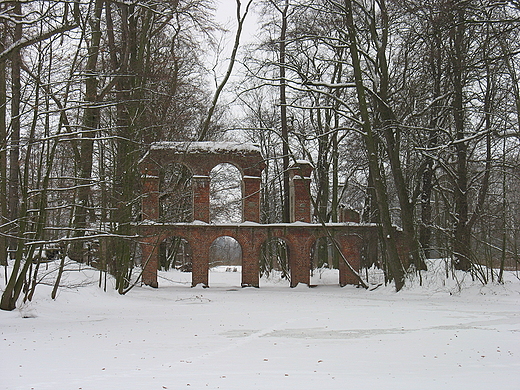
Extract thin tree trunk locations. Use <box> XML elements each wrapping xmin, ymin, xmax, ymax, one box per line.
<box><xmin>8</xmin><ymin>0</ymin><xmax>22</xmax><ymax>256</ymax></box>
<box><xmin>279</xmin><ymin>0</ymin><xmax>290</xmax><ymax>223</ymax></box>
<box><xmin>331</xmin><ymin>48</ymin><xmax>343</xmax><ymax>223</ymax></box>
<box><xmin>331</xmin><ymin>130</ymin><xmax>339</xmax><ymax>222</ymax></box>
<box><xmin>451</xmin><ymin>4</ymin><xmax>471</xmax><ymax>271</ymax></box>
<box><xmin>344</xmin><ymin>0</ymin><xmax>405</xmax><ymax>291</ymax></box>
<box><xmin>0</xmin><ymin>12</ymin><xmax>7</xmax><ymax>266</ymax></box>
<box><xmin>71</xmin><ymin>0</ymin><xmax>104</xmax><ymax>261</ymax></box>
<box><xmin>315</xmin><ymin>104</ymin><xmax>330</xmax><ymax>223</ymax></box>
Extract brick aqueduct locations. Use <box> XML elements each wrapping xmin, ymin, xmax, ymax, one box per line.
<box><xmin>139</xmin><ymin>142</ymin><xmax>381</xmax><ymax>288</ymax></box>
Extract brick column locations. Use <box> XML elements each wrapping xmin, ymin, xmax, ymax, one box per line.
<box><xmin>240</xmin><ymin>232</ymin><xmax>259</xmax><ymax>287</ymax></box>
<box><xmin>339</xmin><ymin>235</ymin><xmax>362</xmax><ymax>287</ymax></box>
<box><xmin>242</xmin><ymin>176</ymin><xmax>261</xmax><ymax>223</ymax></box>
<box><xmin>141</xmin><ymin>236</ymin><xmax>159</xmax><ymax>288</ymax></box>
<box><xmin>289</xmin><ymin>161</ymin><xmax>313</xmax><ymax>223</ymax></box>
<box><xmin>192</xmin><ymin>175</ymin><xmax>210</xmax><ymax>223</ymax></box>
<box><xmin>288</xmin><ymin>235</ymin><xmax>311</xmax><ymax>287</ymax></box>
<box><xmin>142</xmin><ymin>171</ymin><xmax>160</xmax><ymax>221</ymax></box>
<box><xmin>290</xmin><ymin>176</ymin><xmax>312</xmax><ymax>223</ymax></box>
<box><xmin>191</xmin><ymin>239</ymin><xmax>209</xmax><ymax>287</ymax></box>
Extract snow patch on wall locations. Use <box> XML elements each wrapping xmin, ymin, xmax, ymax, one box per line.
<box><xmin>150</xmin><ymin>141</ymin><xmax>261</xmax><ymax>154</ymax></box>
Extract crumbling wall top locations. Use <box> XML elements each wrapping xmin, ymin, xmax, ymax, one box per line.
<box><xmin>141</xmin><ymin>141</ymin><xmax>265</xmax><ymax>177</ymax></box>
<box><xmin>151</xmin><ymin>141</ymin><xmax>261</xmax><ymax>155</ymax></box>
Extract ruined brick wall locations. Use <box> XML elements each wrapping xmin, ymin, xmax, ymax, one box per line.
<box><xmin>139</xmin><ymin>224</ymin><xmax>367</xmax><ymax>288</ymax></box>
<box><xmin>139</xmin><ymin>142</ymin><xmax>374</xmax><ymax>289</ymax></box>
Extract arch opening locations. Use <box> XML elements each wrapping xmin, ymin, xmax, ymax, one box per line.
<box><xmin>159</xmin><ymin>236</ymin><xmax>193</xmax><ymax>272</ymax></box>
<box><xmin>159</xmin><ymin>163</ymin><xmax>193</xmax><ymax>223</ymax></box>
<box><xmin>209</xmin><ymin>236</ymin><xmax>242</xmax><ymax>287</ymax></box>
<box><xmin>260</xmin><ymin>238</ymin><xmax>290</xmax><ymax>282</ymax></box>
<box><xmin>210</xmin><ymin>163</ymin><xmax>242</xmax><ymax>223</ymax></box>
<box><xmin>310</xmin><ymin>236</ymin><xmax>340</xmax><ymax>285</ymax></box>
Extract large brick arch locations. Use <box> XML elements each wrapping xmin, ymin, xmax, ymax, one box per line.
<box><xmin>141</xmin><ymin>142</ymin><xmax>265</xmax><ymax>177</ymax></box>
<box><xmin>141</xmin><ymin>142</ymin><xmax>264</xmax><ymax>223</ymax></box>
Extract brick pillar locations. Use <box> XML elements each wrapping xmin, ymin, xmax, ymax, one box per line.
<box><xmin>192</xmin><ymin>175</ymin><xmax>210</xmax><ymax>223</ymax></box>
<box><xmin>339</xmin><ymin>235</ymin><xmax>362</xmax><ymax>287</ymax></box>
<box><xmin>191</xmin><ymin>240</ymin><xmax>209</xmax><ymax>287</ymax></box>
<box><xmin>141</xmin><ymin>236</ymin><xmax>159</xmax><ymax>288</ymax></box>
<box><xmin>240</xmin><ymin>232</ymin><xmax>259</xmax><ymax>287</ymax></box>
<box><xmin>142</xmin><ymin>170</ymin><xmax>160</xmax><ymax>221</ymax></box>
<box><xmin>288</xmin><ymin>235</ymin><xmax>310</xmax><ymax>287</ymax></box>
<box><xmin>242</xmin><ymin>176</ymin><xmax>261</xmax><ymax>223</ymax></box>
<box><xmin>289</xmin><ymin>161</ymin><xmax>313</xmax><ymax>223</ymax></box>
<box><xmin>290</xmin><ymin>176</ymin><xmax>312</xmax><ymax>223</ymax></box>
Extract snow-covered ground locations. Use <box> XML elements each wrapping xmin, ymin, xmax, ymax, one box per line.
<box><xmin>1</xmin><ymin>260</ymin><xmax>519</xmax><ymax>390</ymax></box>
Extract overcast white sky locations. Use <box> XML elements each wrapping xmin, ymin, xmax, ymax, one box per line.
<box><xmin>215</xmin><ymin>0</ymin><xmax>259</xmax><ymax>43</ymax></box>
<box><xmin>205</xmin><ymin>0</ymin><xmax>260</xmax><ymax>118</ymax></box>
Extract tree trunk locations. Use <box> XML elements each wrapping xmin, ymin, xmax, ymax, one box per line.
<box><xmin>451</xmin><ymin>4</ymin><xmax>471</xmax><ymax>271</ymax></box>
<box><xmin>420</xmin><ymin>27</ymin><xmax>442</xmax><ymax>259</ymax></box>
<box><xmin>374</xmin><ymin>0</ymin><xmax>425</xmax><ymax>271</ymax></box>
<box><xmin>71</xmin><ymin>0</ymin><xmax>104</xmax><ymax>261</ymax></box>
<box><xmin>0</xmin><ymin>14</ymin><xmax>7</xmax><ymax>266</ymax></box>
<box><xmin>279</xmin><ymin>0</ymin><xmax>290</xmax><ymax>223</ymax></box>
<box><xmin>8</xmin><ymin>0</ymin><xmax>22</xmax><ymax>257</ymax></box>
<box><xmin>344</xmin><ymin>0</ymin><xmax>405</xmax><ymax>291</ymax></box>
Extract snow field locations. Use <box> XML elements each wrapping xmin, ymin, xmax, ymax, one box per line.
<box><xmin>1</xmin><ymin>260</ymin><xmax>519</xmax><ymax>389</ymax></box>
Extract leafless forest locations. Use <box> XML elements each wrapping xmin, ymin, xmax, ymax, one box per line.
<box><xmin>1</xmin><ymin>0</ymin><xmax>520</xmax><ymax>309</ymax></box>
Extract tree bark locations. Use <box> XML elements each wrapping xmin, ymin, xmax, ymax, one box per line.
<box><xmin>279</xmin><ymin>0</ymin><xmax>291</xmax><ymax>223</ymax></box>
<box><xmin>344</xmin><ymin>0</ymin><xmax>405</xmax><ymax>291</ymax></box>
<box><xmin>0</xmin><ymin>12</ymin><xmax>7</xmax><ymax>266</ymax></box>
<box><xmin>8</xmin><ymin>0</ymin><xmax>22</xmax><ymax>256</ymax></box>
<box><xmin>451</xmin><ymin>4</ymin><xmax>471</xmax><ymax>271</ymax></box>
<box><xmin>71</xmin><ymin>0</ymin><xmax>104</xmax><ymax>261</ymax></box>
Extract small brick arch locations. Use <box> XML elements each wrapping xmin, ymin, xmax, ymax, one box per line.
<box><xmin>159</xmin><ymin>235</ymin><xmax>193</xmax><ymax>270</ymax></box>
<box><xmin>208</xmin><ymin>235</ymin><xmax>243</xmax><ymax>265</ymax></box>
<box><xmin>158</xmin><ymin>162</ymin><xmax>194</xmax><ymax>222</ymax></box>
<box><xmin>257</xmin><ymin>236</ymin><xmax>290</xmax><ymax>274</ymax></box>
<box><xmin>209</xmin><ymin>163</ymin><xmax>243</xmax><ymax>223</ymax></box>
